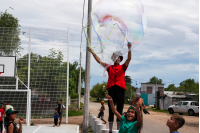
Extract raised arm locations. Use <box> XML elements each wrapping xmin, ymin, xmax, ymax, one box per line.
<box><xmin>105</xmin><ymin>94</ymin><xmax>121</xmax><ymax>121</ymax></box>
<box><xmin>132</xmin><ymin>103</ymin><xmax>142</xmax><ymax>127</ymax></box>
<box><xmin>16</xmin><ymin>117</ymin><xmax>23</xmax><ymax>133</ymax></box>
<box><xmin>124</xmin><ymin>42</ymin><xmax>132</xmax><ymax>67</ymax></box>
<box><xmin>88</xmin><ymin>47</ymin><xmax>106</xmax><ymax>67</ymax></box>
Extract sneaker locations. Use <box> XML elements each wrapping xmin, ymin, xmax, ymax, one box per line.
<box><xmin>58</xmin><ymin>125</ymin><xmax>60</xmax><ymax>127</ymax></box>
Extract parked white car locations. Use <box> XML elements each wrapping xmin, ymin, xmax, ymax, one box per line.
<box><xmin>168</xmin><ymin>101</ymin><xmax>199</xmax><ymax>116</ymax></box>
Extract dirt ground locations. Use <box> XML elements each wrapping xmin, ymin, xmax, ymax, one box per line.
<box><xmin>17</xmin><ymin>101</ymin><xmax>198</xmax><ymax>133</ymax></box>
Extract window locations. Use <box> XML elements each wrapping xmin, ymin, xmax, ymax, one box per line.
<box><xmin>147</xmin><ymin>87</ymin><xmax>152</xmax><ymax>94</ymax></box>
<box><xmin>176</xmin><ymin>102</ymin><xmax>182</xmax><ymax>106</ymax></box>
<box><xmin>191</xmin><ymin>102</ymin><xmax>199</xmax><ymax>106</ymax></box>
<box><xmin>182</xmin><ymin>102</ymin><xmax>188</xmax><ymax>105</ymax></box>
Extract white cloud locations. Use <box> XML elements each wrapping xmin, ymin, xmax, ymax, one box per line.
<box><xmin>146</xmin><ymin>27</ymin><xmax>173</xmax><ymax>35</ymax></box>
<box><xmin>171</xmin><ymin>25</ymin><xmax>199</xmax><ymax>42</ymax></box>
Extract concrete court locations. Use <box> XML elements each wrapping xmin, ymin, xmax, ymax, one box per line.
<box><xmin>3</xmin><ymin>124</ymin><xmax>79</xmax><ymax>133</ymax></box>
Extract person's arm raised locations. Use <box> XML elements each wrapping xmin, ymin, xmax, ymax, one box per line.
<box><xmin>124</xmin><ymin>42</ymin><xmax>132</xmax><ymax>67</ymax></box>
<box><xmin>105</xmin><ymin>94</ymin><xmax>121</xmax><ymax>121</ymax></box>
<box><xmin>88</xmin><ymin>47</ymin><xmax>106</xmax><ymax>67</ymax></box>
<box><xmin>132</xmin><ymin>103</ymin><xmax>142</xmax><ymax>128</ymax></box>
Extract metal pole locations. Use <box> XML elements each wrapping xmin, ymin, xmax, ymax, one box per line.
<box><xmin>82</xmin><ymin>0</ymin><xmax>92</xmax><ymax>132</ymax></box>
<box><xmin>28</xmin><ymin>28</ymin><xmax>31</xmax><ymax>126</ymax></box>
<box><xmin>78</xmin><ymin>52</ymin><xmax>82</xmax><ymax>110</ymax></box>
<box><xmin>16</xmin><ymin>76</ymin><xmax>18</xmax><ymax>90</ymax></box>
<box><xmin>155</xmin><ymin>78</ymin><xmax>157</xmax><ymax>108</ymax></box>
<box><xmin>66</xmin><ymin>29</ymin><xmax>70</xmax><ymax>123</ymax></box>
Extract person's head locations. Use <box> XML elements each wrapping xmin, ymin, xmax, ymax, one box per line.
<box><xmin>111</xmin><ymin>52</ymin><xmax>123</xmax><ymax>65</ymax></box>
<box><xmin>59</xmin><ymin>99</ymin><xmax>62</xmax><ymax>104</ymax></box>
<box><xmin>125</xmin><ymin>105</ymin><xmax>138</xmax><ymax>122</ymax></box>
<box><xmin>136</xmin><ymin>93</ymin><xmax>141</xmax><ymax>100</ymax></box>
<box><xmin>6</xmin><ymin>108</ymin><xmax>19</xmax><ymax>121</ymax></box>
<box><xmin>166</xmin><ymin>114</ymin><xmax>185</xmax><ymax>130</ymax></box>
<box><xmin>101</xmin><ymin>101</ymin><xmax>104</xmax><ymax>105</ymax></box>
<box><xmin>0</xmin><ymin>104</ymin><xmax>2</xmax><ymax>109</ymax></box>
<box><xmin>7</xmin><ymin>101</ymin><xmax>11</xmax><ymax>105</ymax></box>
<box><xmin>55</xmin><ymin>109</ymin><xmax>57</xmax><ymax>113</ymax></box>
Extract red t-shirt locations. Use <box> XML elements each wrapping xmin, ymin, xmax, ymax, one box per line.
<box><xmin>0</xmin><ymin>109</ymin><xmax>4</xmax><ymax>121</ymax></box>
<box><xmin>106</xmin><ymin>63</ymin><xmax>128</xmax><ymax>90</ymax></box>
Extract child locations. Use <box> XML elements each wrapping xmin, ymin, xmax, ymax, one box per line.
<box><xmin>97</xmin><ymin>101</ymin><xmax>107</xmax><ymax>124</ymax></box>
<box><xmin>166</xmin><ymin>114</ymin><xmax>185</xmax><ymax>133</ymax></box>
<box><xmin>57</xmin><ymin>99</ymin><xmax>66</xmax><ymax>127</ymax></box>
<box><xmin>5</xmin><ymin>108</ymin><xmax>23</xmax><ymax>133</ymax></box>
<box><xmin>53</xmin><ymin>109</ymin><xmax>59</xmax><ymax>127</ymax></box>
<box><xmin>105</xmin><ymin>94</ymin><xmax>142</xmax><ymax>133</ymax></box>
<box><xmin>0</xmin><ymin>104</ymin><xmax>4</xmax><ymax>133</ymax></box>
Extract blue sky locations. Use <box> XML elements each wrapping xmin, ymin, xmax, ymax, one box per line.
<box><xmin>0</xmin><ymin>0</ymin><xmax>199</xmax><ymax>89</ymax></box>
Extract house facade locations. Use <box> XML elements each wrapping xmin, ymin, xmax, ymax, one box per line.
<box><xmin>141</xmin><ymin>83</ymin><xmax>164</xmax><ymax>96</ymax></box>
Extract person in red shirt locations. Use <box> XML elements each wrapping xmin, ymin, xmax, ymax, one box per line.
<box><xmin>88</xmin><ymin>42</ymin><xmax>132</xmax><ymax>132</ymax></box>
<box><xmin>0</xmin><ymin>104</ymin><xmax>4</xmax><ymax>133</ymax></box>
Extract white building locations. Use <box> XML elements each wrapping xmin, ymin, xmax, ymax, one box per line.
<box><xmin>141</xmin><ymin>83</ymin><xmax>164</xmax><ymax>96</ymax></box>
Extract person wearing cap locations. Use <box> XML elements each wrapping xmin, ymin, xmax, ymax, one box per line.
<box><xmin>0</xmin><ymin>104</ymin><xmax>4</xmax><ymax>133</ymax></box>
<box><xmin>5</xmin><ymin>108</ymin><xmax>23</xmax><ymax>133</ymax></box>
<box><xmin>97</xmin><ymin>101</ymin><xmax>106</xmax><ymax>124</ymax></box>
<box><xmin>132</xmin><ymin>93</ymin><xmax>149</xmax><ymax>114</ymax></box>
<box><xmin>3</xmin><ymin>101</ymin><xmax>15</xmax><ymax>132</ymax></box>
<box><xmin>105</xmin><ymin>94</ymin><xmax>142</xmax><ymax>133</ymax></box>
<box><xmin>88</xmin><ymin>42</ymin><xmax>132</xmax><ymax>132</ymax></box>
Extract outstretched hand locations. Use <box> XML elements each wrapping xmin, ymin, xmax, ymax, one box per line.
<box><xmin>127</xmin><ymin>42</ymin><xmax>132</xmax><ymax>49</ymax></box>
<box><xmin>105</xmin><ymin>94</ymin><xmax>113</xmax><ymax>101</ymax></box>
<box><xmin>19</xmin><ymin>117</ymin><xmax>23</xmax><ymax>124</ymax></box>
<box><xmin>132</xmin><ymin>103</ymin><xmax>141</xmax><ymax>114</ymax></box>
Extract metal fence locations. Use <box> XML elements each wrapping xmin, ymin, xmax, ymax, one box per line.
<box><xmin>0</xmin><ymin>27</ymin><xmax>70</xmax><ymax>125</ymax></box>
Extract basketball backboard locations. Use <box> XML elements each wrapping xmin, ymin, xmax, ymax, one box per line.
<box><xmin>0</xmin><ymin>56</ymin><xmax>16</xmax><ymax>77</ymax></box>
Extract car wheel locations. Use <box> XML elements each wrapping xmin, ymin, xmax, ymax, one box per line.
<box><xmin>188</xmin><ymin>109</ymin><xmax>195</xmax><ymax>116</ymax></box>
<box><xmin>179</xmin><ymin>113</ymin><xmax>183</xmax><ymax>115</ymax></box>
<box><xmin>168</xmin><ymin>108</ymin><xmax>174</xmax><ymax>114</ymax></box>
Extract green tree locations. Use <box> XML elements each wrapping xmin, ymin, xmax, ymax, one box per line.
<box><xmin>0</xmin><ymin>9</ymin><xmax>22</xmax><ymax>56</ymax></box>
<box><xmin>179</xmin><ymin>79</ymin><xmax>199</xmax><ymax>94</ymax></box>
<box><xmin>148</xmin><ymin>76</ymin><xmax>162</xmax><ymax>84</ymax></box>
<box><xmin>125</xmin><ymin>75</ymin><xmax>132</xmax><ymax>84</ymax></box>
<box><xmin>90</xmin><ymin>82</ymin><xmax>107</xmax><ymax>98</ymax></box>
<box><xmin>165</xmin><ymin>84</ymin><xmax>176</xmax><ymax>91</ymax></box>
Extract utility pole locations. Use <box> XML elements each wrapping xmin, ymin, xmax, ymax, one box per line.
<box><xmin>155</xmin><ymin>78</ymin><xmax>157</xmax><ymax>108</ymax></box>
<box><xmin>78</xmin><ymin>52</ymin><xmax>82</xmax><ymax>110</ymax></box>
<box><xmin>82</xmin><ymin>0</ymin><xmax>92</xmax><ymax>132</ymax></box>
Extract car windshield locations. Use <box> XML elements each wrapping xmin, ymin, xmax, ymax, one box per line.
<box><xmin>176</xmin><ymin>102</ymin><xmax>182</xmax><ymax>105</ymax></box>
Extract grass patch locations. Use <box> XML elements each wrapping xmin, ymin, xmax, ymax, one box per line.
<box><xmin>88</xmin><ymin>126</ymin><xmax>94</xmax><ymax>133</ymax></box>
<box><xmin>148</xmin><ymin>108</ymin><xmax>169</xmax><ymax>113</ymax></box>
<box><xmin>68</xmin><ymin>109</ymin><xmax>83</xmax><ymax>116</ymax></box>
<box><xmin>90</xmin><ymin>97</ymin><xmax>98</xmax><ymax>102</ymax></box>
<box><xmin>90</xmin><ymin>97</ymin><xmax>108</xmax><ymax>104</ymax></box>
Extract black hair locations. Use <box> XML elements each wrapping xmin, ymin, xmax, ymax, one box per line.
<box><xmin>7</xmin><ymin>101</ymin><xmax>11</xmax><ymax>103</ymax></box>
<box><xmin>55</xmin><ymin>109</ymin><xmax>57</xmax><ymax>111</ymax></box>
<box><xmin>59</xmin><ymin>99</ymin><xmax>62</xmax><ymax>102</ymax></box>
<box><xmin>124</xmin><ymin>108</ymin><xmax>137</xmax><ymax>122</ymax></box>
<box><xmin>123</xmin><ymin>105</ymin><xmax>143</xmax><ymax>131</ymax></box>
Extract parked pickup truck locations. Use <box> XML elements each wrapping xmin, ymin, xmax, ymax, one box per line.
<box><xmin>168</xmin><ymin>101</ymin><xmax>199</xmax><ymax>116</ymax></box>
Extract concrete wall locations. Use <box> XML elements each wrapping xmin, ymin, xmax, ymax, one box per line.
<box><xmin>160</xmin><ymin>96</ymin><xmax>172</xmax><ymax>110</ymax></box>
<box><xmin>148</xmin><ymin>94</ymin><xmax>155</xmax><ymax>105</ymax></box>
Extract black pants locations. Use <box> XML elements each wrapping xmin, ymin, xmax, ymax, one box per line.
<box><xmin>58</xmin><ymin>112</ymin><xmax>62</xmax><ymax>125</ymax></box>
<box><xmin>108</xmin><ymin>85</ymin><xmax>125</xmax><ymax>122</ymax></box>
<box><xmin>54</xmin><ymin>118</ymin><xmax>58</xmax><ymax>126</ymax></box>
<box><xmin>0</xmin><ymin>121</ymin><xmax>2</xmax><ymax>132</ymax></box>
